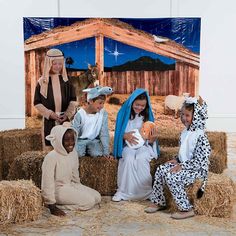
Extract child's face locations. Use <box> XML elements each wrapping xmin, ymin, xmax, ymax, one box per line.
<box><xmin>132</xmin><ymin>99</ymin><xmax>147</xmax><ymax>115</ymax></box>
<box><xmin>63</xmin><ymin>130</ymin><xmax>75</xmax><ymax>153</ymax></box>
<box><xmin>89</xmin><ymin>98</ymin><xmax>105</xmax><ymax>113</ymax></box>
<box><xmin>50</xmin><ymin>59</ymin><xmax>63</xmax><ymax>74</ymax></box>
<box><xmin>181</xmin><ymin>108</ymin><xmax>193</xmax><ymax>128</ymax></box>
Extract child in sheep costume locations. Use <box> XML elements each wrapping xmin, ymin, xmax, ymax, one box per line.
<box><xmin>41</xmin><ymin>123</ymin><xmax>101</xmax><ymax>216</ymax></box>
<box><xmin>145</xmin><ymin>96</ymin><xmax>211</xmax><ymax>220</ymax></box>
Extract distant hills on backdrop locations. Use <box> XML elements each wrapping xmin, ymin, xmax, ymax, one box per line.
<box><xmin>67</xmin><ymin>56</ymin><xmax>175</xmax><ymax>72</ymax></box>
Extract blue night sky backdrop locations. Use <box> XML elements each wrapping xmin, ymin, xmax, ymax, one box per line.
<box><xmin>24</xmin><ymin>17</ymin><xmax>201</xmax><ymax>70</ymax></box>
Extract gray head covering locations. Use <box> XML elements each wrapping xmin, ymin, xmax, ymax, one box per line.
<box><xmin>83</xmin><ymin>86</ymin><xmax>113</xmax><ymax>101</ymax></box>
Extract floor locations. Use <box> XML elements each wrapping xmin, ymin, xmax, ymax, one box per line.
<box><xmin>0</xmin><ymin>133</ymin><xmax>236</xmax><ymax>236</ymax></box>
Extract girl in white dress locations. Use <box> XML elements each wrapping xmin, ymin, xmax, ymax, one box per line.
<box><xmin>112</xmin><ymin>89</ymin><xmax>160</xmax><ymax>201</ymax></box>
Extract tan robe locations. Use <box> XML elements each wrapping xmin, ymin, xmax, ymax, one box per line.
<box><xmin>41</xmin><ymin>125</ymin><xmax>101</xmax><ymax>210</ymax></box>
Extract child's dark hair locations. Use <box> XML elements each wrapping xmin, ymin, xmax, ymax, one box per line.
<box><xmin>181</xmin><ymin>102</ymin><xmax>194</xmax><ymax>125</ymax></box>
<box><xmin>130</xmin><ymin>93</ymin><xmax>149</xmax><ymax>122</ymax></box>
<box><xmin>183</xmin><ymin>102</ymin><xmax>194</xmax><ymax>113</ymax></box>
<box><xmin>92</xmin><ymin>95</ymin><xmax>106</xmax><ymax>102</ymax></box>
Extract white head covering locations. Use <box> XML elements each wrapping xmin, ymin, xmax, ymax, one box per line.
<box><xmin>38</xmin><ymin>48</ymin><xmax>68</xmax><ymax>98</ymax></box>
<box><xmin>83</xmin><ymin>86</ymin><xmax>113</xmax><ymax>102</ymax></box>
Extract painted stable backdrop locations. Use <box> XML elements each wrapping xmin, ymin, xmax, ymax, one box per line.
<box><xmin>0</xmin><ymin>0</ymin><xmax>236</xmax><ymax>131</ymax></box>
<box><xmin>24</xmin><ymin>17</ymin><xmax>200</xmax><ymax>117</ymax></box>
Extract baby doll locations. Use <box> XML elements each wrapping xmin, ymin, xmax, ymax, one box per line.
<box><xmin>125</xmin><ymin>121</ymin><xmax>157</xmax><ymax>149</ymax></box>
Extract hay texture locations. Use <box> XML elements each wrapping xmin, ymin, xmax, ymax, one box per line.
<box><xmin>157</xmin><ymin>129</ymin><xmax>180</xmax><ymax>147</ymax></box>
<box><xmin>8</xmin><ymin>151</ymin><xmax>46</xmax><ymax>188</ymax></box>
<box><xmin>8</xmin><ymin>152</ymin><xmax>119</xmax><ymax>196</ymax></box>
<box><xmin>0</xmin><ymin>180</ymin><xmax>42</xmax><ymax>224</ymax></box>
<box><xmin>79</xmin><ymin>157</ymin><xmax>118</xmax><ymax>196</ymax></box>
<box><xmin>165</xmin><ymin>173</ymin><xmax>234</xmax><ymax>218</ymax></box>
<box><xmin>0</xmin><ymin>128</ymin><xmax>42</xmax><ymax>179</ymax></box>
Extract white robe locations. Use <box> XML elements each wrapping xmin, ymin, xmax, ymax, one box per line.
<box><xmin>115</xmin><ymin>115</ymin><xmax>158</xmax><ymax>200</ymax></box>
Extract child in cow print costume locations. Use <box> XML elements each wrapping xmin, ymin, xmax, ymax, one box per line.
<box><xmin>145</xmin><ymin>96</ymin><xmax>211</xmax><ymax>219</ymax></box>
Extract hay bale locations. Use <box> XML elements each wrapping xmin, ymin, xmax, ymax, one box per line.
<box><xmin>0</xmin><ymin>128</ymin><xmax>42</xmax><ymax>179</ymax></box>
<box><xmin>165</xmin><ymin>173</ymin><xmax>234</xmax><ymax>218</ymax></box>
<box><xmin>207</xmin><ymin>132</ymin><xmax>227</xmax><ymax>172</ymax></box>
<box><xmin>209</xmin><ymin>150</ymin><xmax>227</xmax><ymax>174</ymax></box>
<box><xmin>0</xmin><ymin>180</ymin><xmax>42</xmax><ymax>224</ymax></box>
<box><xmin>157</xmin><ymin>129</ymin><xmax>180</xmax><ymax>147</ymax></box>
<box><xmin>8</xmin><ymin>152</ymin><xmax>119</xmax><ymax>196</ymax></box>
<box><xmin>207</xmin><ymin>131</ymin><xmax>227</xmax><ymax>154</ymax></box>
<box><xmin>8</xmin><ymin>151</ymin><xmax>46</xmax><ymax>188</ymax></box>
<box><xmin>79</xmin><ymin>157</ymin><xmax>118</xmax><ymax>196</ymax></box>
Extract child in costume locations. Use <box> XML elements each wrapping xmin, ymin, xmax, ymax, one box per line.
<box><xmin>72</xmin><ymin>86</ymin><xmax>113</xmax><ymax>157</ymax></box>
<box><xmin>112</xmin><ymin>89</ymin><xmax>160</xmax><ymax>202</ymax></box>
<box><xmin>34</xmin><ymin>48</ymin><xmax>76</xmax><ymax>148</ymax></box>
<box><xmin>125</xmin><ymin>121</ymin><xmax>157</xmax><ymax>149</ymax></box>
<box><xmin>41</xmin><ymin>122</ymin><xmax>101</xmax><ymax>216</ymax></box>
<box><xmin>145</xmin><ymin>96</ymin><xmax>211</xmax><ymax>220</ymax></box>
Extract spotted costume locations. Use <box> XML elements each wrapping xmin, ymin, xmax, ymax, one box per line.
<box><xmin>150</xmin><ymin>98</ymin><xmax>211</xmax><ymax>211</ymax></box>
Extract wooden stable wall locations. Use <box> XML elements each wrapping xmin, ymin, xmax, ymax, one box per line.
<box><xmin>99</xmin><ymin>64</ymin><xmax>199</xmax><ymax>96</ymax></box>
<box><xmin>25</xmin><ymin>61</ymin><xmax>199</xmax><ymax>116</ymax></box>
<box><xmin>25</xmin><ymin>49</ymin><xmax>47</xmax><ymax>116</ymax></box>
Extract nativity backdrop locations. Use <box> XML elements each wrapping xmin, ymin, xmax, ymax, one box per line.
<box><xmin>24</xmin><ymin>17</ymin><xmax>200</xmax><ymax>125</ymax></box>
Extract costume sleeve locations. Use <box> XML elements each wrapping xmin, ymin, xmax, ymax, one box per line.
<box><xmin>34</xmin><ymin>83</ymin><xmax>53</xmax><ymax>120</ymax></box>
<box><xmin>41</xmin><ymin>154</ymin><xmax>57</xmax><ymax>205</ymax></box>
<box><xmin>72</xmin><ymin>112</ymin><xmax>82</xmax><ymax>137</ymax></box>
<box><xmin>64</xmin><ymin>101</ymin><xmax>77</xmax><ymax>120</ymax></box>
<box><xmin>99</xmin><ymin>111</ymin><xmax>110</xmax><ymax>156</ymax></box>
<box><xmin>71</xmin><ymin>152</ymin><xmax>80</xmax><ymax>183</ymax></box>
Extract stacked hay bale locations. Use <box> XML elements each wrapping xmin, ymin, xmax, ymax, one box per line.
<box><xmin>165</xmin><ymin>173</ymin><xmax>235</xmax><ymax>218</ymax></box>
<box><xmin>8</xmin><ymin>151</ymin><xmax>47</xmax><ymax>188</ymax></box>
<box><xmin>79</xmin><ymin>157</ymin><xmax>118</xmax><ymax>195</ymax></box>
<box><xmin>8</xmin><ymin>151</ymin><xmax>119</xmax><ymax>196</ymax></box>
<box><xmin>0</xmin><ymin>129</ymin><xmax>42</xmax><ymax>179</ymax></box>
<box><xmin>207</xmin><ymin>132</ymin><xmax>227</xmax><ymax>172</ymax></box>
<box><xmin>0</xmin><ymin>180</ymin><xmax>42</xmax><ymax>224</ymax></box>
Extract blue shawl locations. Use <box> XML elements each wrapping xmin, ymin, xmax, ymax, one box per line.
<box><xmin>113</xmin><ymin>88</ymin><xmax>160</xmax><ymax>158</ymax></box>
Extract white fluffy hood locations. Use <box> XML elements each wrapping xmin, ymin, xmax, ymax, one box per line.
<box><xmin>46</xmin><ymin>122</ymin><xmax>77</xmax><ymax>155</ymax></box>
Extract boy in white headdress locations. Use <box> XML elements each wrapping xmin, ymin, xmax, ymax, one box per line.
<box><xmin>34</xmin><ymin>48</ymin><xmax>77</xmax><ymax>149</ymax></box>
<box><xmin>72</xmin><ymin>86</ymin><xmax>113</xmax><ymax>157</ymax></box>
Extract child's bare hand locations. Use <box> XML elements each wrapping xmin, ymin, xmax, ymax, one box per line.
<box><xmin>48</xmin><ymin>204</ymin><xmax>66</xmax><ymax>217</ymax></box>
<box><xmin>170</xmin><ymin>164</ymin><xmax>182</xmax><ymax>173</ymax></box>
<box><xmin>49</xmin><ymin>112</ymin><xmax>60</xmax><ymax>121</ymax></box>
<box><xmin>166</xmin><ymin>159</ymin><xmax>178</xmax><ymax>165</ymax></box>
<box><xmin>59</xmin><ymin>114</ymin><xmax>68</xmax><ymax>124</ymax></box>
<box><xmin>149</xmin><ymin>126</ymin><xmax>158</xmax><ymax>143</ymax></box>
<box><xmin>124</xmin><ymin>132</ymin><xmax>138</xmax><ymax>145</ymax></box>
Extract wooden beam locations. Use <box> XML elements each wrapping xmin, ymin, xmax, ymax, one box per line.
<box><xmin>100</xmin><ymin>22</ymin><xmax>199</xmax><ymax>67</ymax></box>
<box><xmin>29</xmin><ymin>51</ymin><xmax>37</xmax><ymax>116</ymax></box>
<box><xmin>24</xmin><ymin>21</ymin><xmax>101</xmax><ymax>51</ymax></box>
<box><xmin>95</xmin><ymin>34</ymin><xmax>104</xmax><ymax>82</ymax></box>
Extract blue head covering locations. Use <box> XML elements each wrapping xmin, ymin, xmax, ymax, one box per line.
<box><xmin>113</xmin><ymin>88</ymin><xmax>160</xmax><ymax>158</ymax></box>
